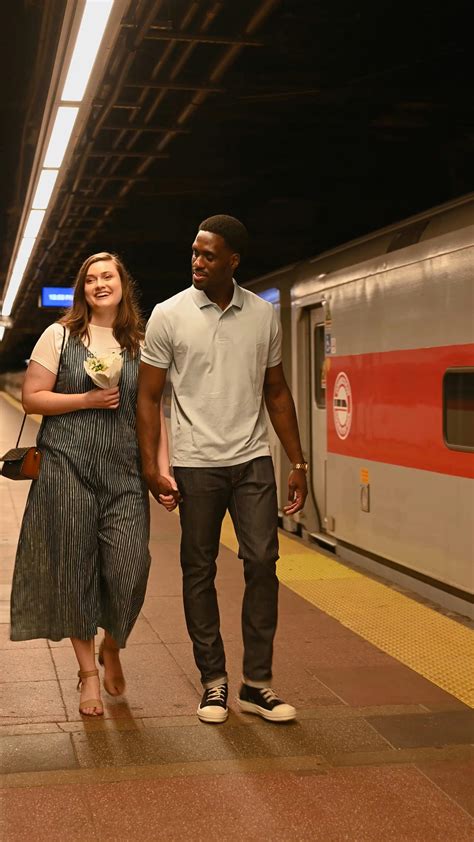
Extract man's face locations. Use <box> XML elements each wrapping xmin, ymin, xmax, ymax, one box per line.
<box><xmin>191</xmin><ymin>230</ymin><xmax>239</xmax><ymax>295</ymax></box>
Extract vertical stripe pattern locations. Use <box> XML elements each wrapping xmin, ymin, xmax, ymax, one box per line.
<box><xmin>10</xmin><ymin>336</ymin><xmax>150</xmax><ymax>647</ymax></box>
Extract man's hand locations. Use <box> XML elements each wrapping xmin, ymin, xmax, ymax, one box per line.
<box><xmin>146</xmin><ymin>472</ymin><xmax>181</xmax><ymax>510</ymax></box>
<box><xmin>283</xmin><ymin>468</ymin><xmax>308</xmax><ymax>515</ymax></box>
<box><xmin>158</xmin><ymin>473</ymin><xmax>181</xmax><ymax>512</ymax></box>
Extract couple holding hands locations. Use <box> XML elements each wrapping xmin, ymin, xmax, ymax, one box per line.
<box><xmin>10</xmin><ymin>215</ymin><xmax>307</xmax><ymax>724</ymax></box>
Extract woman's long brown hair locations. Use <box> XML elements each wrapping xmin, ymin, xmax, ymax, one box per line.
<box><xmin>61</xmin><ymin>252</ymin><xmax>144</xmax><ymax>356</ymax></box>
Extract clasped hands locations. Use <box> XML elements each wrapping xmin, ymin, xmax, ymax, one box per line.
<box><xmin>148</xmin><ymin>473</ymin><xmax>181</xmax><ymax>512</ymax></box>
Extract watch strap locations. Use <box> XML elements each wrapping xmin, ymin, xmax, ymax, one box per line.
<box><xmin>292</xmin><ymin>462</ymin><xmax>308</xmax><ymax>472</ymax></box>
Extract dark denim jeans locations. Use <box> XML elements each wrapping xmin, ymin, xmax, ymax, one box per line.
<box><xmin>173</xmin><ymin>456</ymin><xmax>279</xmax><ymax>688</ymax></box>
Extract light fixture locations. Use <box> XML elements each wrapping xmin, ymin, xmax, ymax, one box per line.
<box><xmin>0</xmin><ymin>327</ymin><xmax>5</xmax><ymax>342</ymax></box>
<box><xmin>32</xmin><ymin>169</ymin><xmax>59</xmax><ymax>210</ymax></box>
<box><xmin>23</xmin><ymin>210</ymin><xmax>46</xmax><ymax>240</ymax></box>
<box><xmin>62</xmin><ymin>1</ymin><xmax>115</xmax><ymax>102</ymax></box>
<box><xmin>2</xmin><ymin>239</ymin><xmax>37</xmax><ymax>316</ymax></box>
<box><xmin>43</xmin><ymin>106</ymin><xmax>80</xmax><ymax>168</ymax></box>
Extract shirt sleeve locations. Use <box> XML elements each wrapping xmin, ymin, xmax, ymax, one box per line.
<box><xmin>29</xmin><ymin>323</ymin><xmax>67</xmax><ymax>375</ymax></box>
<box><xmin>141</xmin><ymin>305</ymin><xmax>173</xmax><ymax>369</ymax></box>
<box><xmin>267</xmin><ymin>307</ymin><xmax>282</xmax><ymax>368</ymax></box>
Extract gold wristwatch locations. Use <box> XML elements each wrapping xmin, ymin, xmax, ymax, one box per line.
<box><xmin>291</xmin><ymin>462</ymin><xmax>308</xmax><ymax>473</ymax></box>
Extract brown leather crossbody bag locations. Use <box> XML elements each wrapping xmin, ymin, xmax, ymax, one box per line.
<box><xmin>1</xmin><ymin>326</ymin><xmax>66</xmax><ymax>481</ymax></box>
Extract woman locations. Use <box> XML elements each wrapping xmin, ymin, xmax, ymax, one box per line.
<box><xmin>10</xmin><ymin>252</ymin><xmax>176</xmax><ymax>716</ymax></box>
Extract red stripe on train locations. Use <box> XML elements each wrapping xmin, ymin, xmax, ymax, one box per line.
<box><xmin>327</xmin><ymin>343</ymin><xmax>474</xmax><ymax>478</ymax></box>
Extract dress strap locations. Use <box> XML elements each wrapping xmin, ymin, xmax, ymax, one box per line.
<box><xmin>35</xmin><ymin>325</ymin><xmax>67</xmax><ymax>447</ymax></box>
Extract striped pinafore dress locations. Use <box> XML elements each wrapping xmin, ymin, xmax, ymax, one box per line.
<box><xmin>10</xmin><ymin>334</ymin><xmax>151</xmax><ymax>647</ymax></box>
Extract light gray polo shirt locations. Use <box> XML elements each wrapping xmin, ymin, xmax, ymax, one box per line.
<box><xmin>142</xmin><ymin>281</ymin><xmax>281</xmax><ymax>467</ymax></box>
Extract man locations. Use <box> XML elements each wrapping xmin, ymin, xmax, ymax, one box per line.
<box><xmin>137</xmin><ymin>215</ymin><xmax>307</xmax><ymax>724</ymax></box>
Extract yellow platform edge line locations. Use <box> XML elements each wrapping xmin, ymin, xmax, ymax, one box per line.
<box><xmin>219</xmin><ymin>514</ymin><xmax>474</xmax><ymax>709</ymax></box>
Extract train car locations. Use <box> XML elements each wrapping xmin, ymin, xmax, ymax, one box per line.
<box><xmin>246</xmin><ymin>195</ymin><xmax>474</xmax><ymax>618</ymax></box>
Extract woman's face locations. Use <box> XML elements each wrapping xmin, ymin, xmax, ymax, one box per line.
<box><xmin>83</xmin><ymin>259</ymin><xmax>123</xmax><ymax>316</ymax></box>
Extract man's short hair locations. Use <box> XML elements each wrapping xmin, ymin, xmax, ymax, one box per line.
<box><xmin>198</xmin><ymin>215</ymin><xmax>249</xmax><ymax>256</ymax></box>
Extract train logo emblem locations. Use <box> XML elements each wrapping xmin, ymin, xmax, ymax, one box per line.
<box><xmin>333</xmin><ymin>372</ymin><xmax>352</xmax><ymax>440</ymax></box>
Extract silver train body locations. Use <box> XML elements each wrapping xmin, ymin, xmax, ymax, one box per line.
<box><xmin>246</xmin><ymin>195</ymin><xmax>474</xmax><ymax>618</ymax></box>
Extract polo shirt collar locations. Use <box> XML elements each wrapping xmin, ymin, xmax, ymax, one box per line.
<box><xmin>191</xmin><ymin>279</ymin><xmax>244</xmax><ymax>310</ymax></box>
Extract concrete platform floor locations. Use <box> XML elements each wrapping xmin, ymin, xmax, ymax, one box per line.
<box><xmin>0</xmin><ymin>393</ymin><xmax>473</xmax><ymax>841</ymax></box>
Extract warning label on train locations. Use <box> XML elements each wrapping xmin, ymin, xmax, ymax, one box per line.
<box><xmin>333</xmin><ymin>372</ymin><xmax>352</xmax><ymax>440</ymax></box>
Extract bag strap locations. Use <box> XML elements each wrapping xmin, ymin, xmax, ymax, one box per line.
<box><xmin>16</xmin><ymin>324</ymin><xmax>67</xmax><ymax>448</ymax></box>
<box><xmin>15</xmin><ymin>414</ymin><xmax>27</xmax><ymax>448</ymax></box>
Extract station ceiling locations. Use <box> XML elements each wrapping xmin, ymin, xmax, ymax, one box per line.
<box><xmin>0</xmin><ymin>0</ymin><xmax>472</xmax><ymax>368</ymax></box>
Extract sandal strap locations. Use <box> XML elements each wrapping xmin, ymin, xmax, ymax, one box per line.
<box><xmin>78</xmin><ymin>669</ymin><xmax>99</xmax><ymax>679</ymax></box>
<box><xmin>77</xmin><ymin>668</ymin><xmax>99</xmax><ymax>690</ymax></box>
<box><xmin>79</xmin><ymin>699</ymin><xmax>104</xmax><ymax>715</ymax></box>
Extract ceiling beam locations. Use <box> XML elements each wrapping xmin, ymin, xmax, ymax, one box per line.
<box><xmin>101</xmin><ymin>122</ymin><xmax>191</xmax><ymax>133</ymax></box>
<box><xmin>122</xmin><ymin>81</ymin><xmax>224</xmax><ymax>93</ymax></box>
<box><xmin>65</xmin><ymin>198</ymin><xmax>127</xmax><ymax>207</ymax></box>
<box><xmin>143</xmin><ymin>30</ymin><xmax>264</xmax><ymax>47</ymax></box>
<box><xmin>86</xmin><ymin>151</ymin><xmax>170</xmax><ymax>159</ymax></box>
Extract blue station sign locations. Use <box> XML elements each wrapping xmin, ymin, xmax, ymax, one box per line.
<box><xmin>40</xmin><ymin>287</ymin><xmax>74</xmax><ymax>308</ymax></box>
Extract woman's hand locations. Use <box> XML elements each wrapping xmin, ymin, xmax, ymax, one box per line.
<box><xmin>83</xmin><ymin>387</ymin><xmax>120</xmax><ymax>410</ymax></box>
<box><xmin>158</xmin><ymin>473</ymin><xmax>180</xmax><ymax>512</ymax></box>
<box><xmin>22</xmin><ymin>362</ymin><xmax>121</xmax><ymax>415</ymax></box>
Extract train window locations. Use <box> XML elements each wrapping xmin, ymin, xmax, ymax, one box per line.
<box><xmin>386</xmin><ymin>219</ymin><xmax>429</xmax><ymax>252</ymax></box>
<box><xmin>443</xmin><ymin>369</ymin><xmax>474</xmax><ymax>451</ymax></box>
<box><xmin>315</xmin><ymin>324</ymin><xmax>326</xmax><ymax>408</ymax></box>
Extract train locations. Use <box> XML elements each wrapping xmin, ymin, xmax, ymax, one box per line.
<box><xmin>245</xmin><ymin>194</ymin><xmax>474</xmax><ymax>619</ymax></box>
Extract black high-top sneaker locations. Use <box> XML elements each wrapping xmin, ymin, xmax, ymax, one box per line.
<box><xmin>197</xmin><ymin>684</ymin><xmax>229</xmax><ymax>723</ymax></box>
<box><xmin>237</xmin><ymin>684</ymin><xmax>296</xmax><ymax>721</ymax></box>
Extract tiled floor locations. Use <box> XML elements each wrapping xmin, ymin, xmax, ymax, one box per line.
<box><xmin>1</xmin><ymin>393</ymin><xmax>473</xmax><ymax>841</ymax></box>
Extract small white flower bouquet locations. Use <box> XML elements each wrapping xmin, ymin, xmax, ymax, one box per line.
<box><xmin>84</xmin><ymin>353</ymin><xmax>123</xmax><ymax>388</ymax></box>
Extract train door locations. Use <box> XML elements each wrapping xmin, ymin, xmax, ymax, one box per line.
<box><xmin>309</xmin><ymin>305</ymin><xmax>327</xmax><ymax>528</ymax></box>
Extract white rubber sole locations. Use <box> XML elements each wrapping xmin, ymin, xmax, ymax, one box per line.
<box><xmin>197</xmin><ymin>705</ymin><xmax>229</xmax><ymax>724</ymax></box>
<box><xmin>237</xmin><ymin>699</ymin><xmax>297</xmax><ymax>722</ymax></box>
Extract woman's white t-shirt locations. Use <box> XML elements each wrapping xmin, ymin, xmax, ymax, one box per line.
<box><xmin>30</xmin><ymin>322</ymin><xmax>121</xmax><ymax>375</ymax></box>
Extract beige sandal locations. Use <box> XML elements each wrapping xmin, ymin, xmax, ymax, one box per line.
<box><xmin>77</xmin><ymin>669</ymin><xmax>104</xmax><ymax>716</ymax></box>
<box><xmin>98</xmin><ymin>639</ymin><xmax>126</xmax><ymax>696</ymax></box>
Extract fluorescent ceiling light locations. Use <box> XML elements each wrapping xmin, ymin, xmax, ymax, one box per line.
<box><xmin>43</xmin><ymin>106</ymin><xmax>79</xmax><ymax>168</ymax></box>
<box><xmin>11</xmin><ymin>238</ymin><xmax>37</xmax><ymax>282</ymax></box>
<box><xmin>23</xmin><ymin>210</ymin><xmax>46</xmax><ymax>239</ymax></box>
<box><xmin>32</xmin><ymin>169</ymin><xmax>59</xmax><ymax>209</ymax></box>
<box><xmin>61</xmin><ymin>0</ymin><xmax>115</xmax><ymax>102</ymax></box>
<box><xmin>2</xmin><ymin>238</ymin><xmax>37</xmax><ymax>316</ymax></box>
<box><xmin>0</xmin><ymin>327</ymin><xmax>5</xmax><ymax>341</ymax></box>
